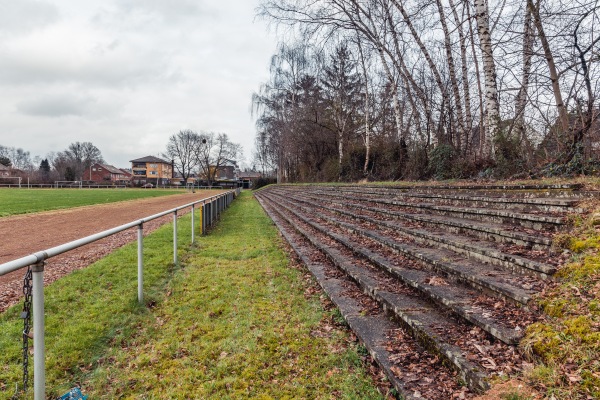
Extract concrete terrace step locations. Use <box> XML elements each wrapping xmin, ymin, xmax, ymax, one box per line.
<box><xmin>258</xmin><ymin>194</ymin><xmax>492</xmax><ymax>393</ymax></box>
<box><xmin>270</xmin><ymin>191</ymin><xmax>539</xmax><ymax>305</ymax></box>
<box><xmin>277</xmin><ymin>188</ymin><xmax>556</xmax><ymax>277</ymax></box>
<box><xmin>262</xmin><ymin>192</ymin><xmax>524</xmax><ymax>346</ymax></box>
<box><xmin>297</xmin><ymin>190</ymin><xmax>554</xmax><ymax>250</ymax></box>
<box><xmin>327</xmin><ymin>187</ymin><xmax>582</xmax><ymax>213</ymax></box>
<box><xmin>341</xmin><ymin>183</ymin><xmax>585</xmax><ymax>191</ymax></box>
<box><xmin>306</xmin><ymin>188</ymin><xmax>565</xmax><ymax>230</ymax></box>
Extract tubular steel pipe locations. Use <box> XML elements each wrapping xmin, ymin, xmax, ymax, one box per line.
<box><xmin>32</xmin><ymin>262</ymin><xmax>45</xmax><ymax>400</ymax></box>
<box><xmin>173</xmin><ymin>210</ymin><xmax>178</xmax><ymax>265</ymax></box>
<box><xmin>0</xmin><ymin>191</ymin><xmax>234</xmax><ymax>277</ymax></box>
<box><xmin>191</xmin><ymin>204</ymin><xmax>195</xmax><ymax>244</ymax></box>
<box><xmin>137</xmin><ymin>223</ymin><xmax>144</xmax><ymax>304</ymax></box>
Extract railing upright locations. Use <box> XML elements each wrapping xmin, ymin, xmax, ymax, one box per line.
<box><xmin>191</xmin><ymin>204</ymin><xmax>195</xmax><ymax>244</ymax></box>
<box><xmin>137</xmin><ymin>223</ymin><xmax>144</xmax><ymax>304</ymax></box>
<box><xmin>32</xmin><ymin>262</ymin><xmax>45</xmax><ymax>400</ymax></box>
<box><xmin>173</xmin><ymin>210</ymin><xmax>178</xmax><ymax>265</ymax></box>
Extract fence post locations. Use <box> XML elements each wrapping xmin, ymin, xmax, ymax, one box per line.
<box><xmin>173</xmin><ymin>210</ymin><xmax>178</xmax><ymax>265</ymax></box>
<box><xmin>191</xmin><ymin>204</ymin><xmax>195</xmax><ymax>244</ymax></box>
<box><xmin>137</xmin><ymin>223</ymin><xmax>143</xmax><ymax>304</ymax></box>
<box><xmin>201</xmin><ymin>202</ymin><xmax>206</xmax><ymax>235</ymax></box>
<box><xmin>32</xmin><ymin>261</ymin><xmax>45</xmax><ymax>400</ymax></box>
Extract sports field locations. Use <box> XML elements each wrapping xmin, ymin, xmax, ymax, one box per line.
<box><xmin>0</xmin><ymin>188</ymin><xmax>187</xmax><ymax>217</ymax></box>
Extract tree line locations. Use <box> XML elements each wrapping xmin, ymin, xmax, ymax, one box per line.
<box><xmin>2</xmin><ymin>131</ymin><xmax>243</xmax><ymax>186</ymax></box>
<box><xmin>0</xmin><ymin>142</ymin><xmax>103</xmax><ymax>183</ymax></box>
<box><xmin>252</xmin><ymin>0</ymin><xmax>599</xmax><ymax>182</ymax></box>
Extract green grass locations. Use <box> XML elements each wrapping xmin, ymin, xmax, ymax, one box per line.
<box><xmin>520</xmin><ymin>201</ymin><xmax>600</xmax><ymax>399</ymax></box>
<box><xmin>0</xmin><ymin>188</ymin><xmax>187</xmax><ymax>217</ymax></box>
<box><xmin>0</xmin><ymin>192</ymin><xmax>382</xmax><ymax>399</ymax></box>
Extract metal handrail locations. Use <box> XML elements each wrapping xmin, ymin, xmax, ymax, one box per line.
<box><xmin>0</xmin><ymin>186</ymin><xmax>241</xmax><ymax>399</ymax></box>
<box><xmin>1</xmin><ymin>191</ymin><xmax>222</xmax><ymax>276</ymax></box>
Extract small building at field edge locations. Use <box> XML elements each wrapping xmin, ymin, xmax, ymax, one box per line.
<box><xmin>88</xmin><ymin>163</ymin><xmax>131</xmax><ymax>185</ymax></box>
<box><xmin>130</xmin><ymin>156</ymin><xmax>174</xmax><ymax>186</ymax></box>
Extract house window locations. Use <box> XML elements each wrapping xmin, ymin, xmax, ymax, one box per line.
<box><xmin>149</xmin><ymin>164</ymin><xmax>157</xmax><ymax>168</ymax></box>
<box><xmin>149</xmin><ymin>171</ymin><xmax>157</xmax><ymax>175</ymax></box>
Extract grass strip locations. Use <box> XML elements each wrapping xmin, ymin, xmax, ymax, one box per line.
<box><xmin>1</xmin><ymin>192</ymin><xmax>383</xmax><ymax>399</ymax></box>
<box><xmin>521</xmin><ymin>207</ymin><xmax>600</xmax><ymax>399</ymax></box>
<box><xmin>0</xmin><ymin>188</ymin><xmax>187</xmax><ymax>217</ymax></box>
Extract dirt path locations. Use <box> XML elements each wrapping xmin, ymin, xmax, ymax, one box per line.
<box><xmin>0</xmin><ymin>190</ymin><xmax>223</xmax><ymax>312</ymax></box>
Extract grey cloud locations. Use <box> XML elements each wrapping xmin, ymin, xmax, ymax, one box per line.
<box><xmin>0</xmin><ymin>48</ymin><xmax>181</xmax><ymax>88</ymax></box>
<box><xmin>92</xmin><ymin>0</ymin><xmax>218</xmax><ymax>30</ymax></box>
<box><xmin>17</xmin><ymin>95</ymin><xmax>97</xmax><ymax>117</ymax></box>
<box><xmin>0</xmin><ymin>0</ymin><xmax>59</xmax><ymax>35</ymax></box>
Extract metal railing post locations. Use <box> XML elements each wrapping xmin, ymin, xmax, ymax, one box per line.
<box><xmin>201</xmin><ymin>202</ymin><xmax>205</xmax><ymax>235</ymax></box>
<box><xmin>32</xmin><ymin>261</ymin><xmax>45</xmax><ymax>400</ymax></box>
<box><xmin>173</xmin><ymin>210</ymin><xmax>178</xmax><ymax>265</ymax></box>
<box><xmin>191</xmin><ymin>204</ymin><xmax>195</xmax><ymax>244</ymax></box>
<box><xmin>137</xmin><ymin>223</ymin><xmax>143</xmax><ymax>304</ymax></box>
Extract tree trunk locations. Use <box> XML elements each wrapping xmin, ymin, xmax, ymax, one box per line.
<box><xmin>472</xmin><ymin>0</ymin><xmax>500</xmax><ymax>157</ymax></box>
<box><xmin>356</xmin><ymin>36</ymin><xmax>371</xmax><ymax>176</ymax></box>
<box><xmin>435</xmin><ymin>0</ymin><xmax>466</xmax><ymax>151</ymax></box>
<box><xmin>377</xmin><ymin>46</ymin><xmax>404</xmax><ymax>145</ymax></box>
<box><xmin>449</xmin><ymin>0</ymin><xmax>473</xmax><ymax>154</ymax></box>
<box><xmin>513</xmin><ymin>5</ymin><xmax>534</xmax><ymax>145</ymax></box>
<box><xmin>527</xmin><ymin>0</ymin><xmax>569</xmax><ymax>134</ymax></box>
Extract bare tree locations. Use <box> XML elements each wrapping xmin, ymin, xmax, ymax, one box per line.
<box><xmin>165</xmin><ymin>130</ymin><xmax>200</xmax><ymax>183</ymax></box>
<box><xmin>194</xmin><ymin>132</ymin><xmax>241</xmax><ymax>187</ymax></box>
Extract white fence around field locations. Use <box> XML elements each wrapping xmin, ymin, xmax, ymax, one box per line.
<box><xmin>0</xmin><ymin>187</ymin><xmax>240</xmax><ymax>399</ymax></box>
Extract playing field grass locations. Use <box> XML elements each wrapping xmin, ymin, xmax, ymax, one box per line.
<box><xmin>0</xmin><ymin>188</ymin><xmax>187</xmax><ymax>217</ymax></box>
<box><xmin>0</xmin><ymin>192</ymin><xmax>382</xmax><ymax>399</ymax></box>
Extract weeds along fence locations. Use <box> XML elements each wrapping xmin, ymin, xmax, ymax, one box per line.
<box><xmin>0</xmin><ymin>187</ymin><xmax>240</xmax><ymax>399</ymax></box>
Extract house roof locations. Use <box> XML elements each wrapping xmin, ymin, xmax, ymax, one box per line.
<box><xmin>130</xmin><ymin>156</ymin><xmax>172</xmax><ymax>164</ymax></box>
<box><xmin>239</xmin><ymin>171</ymin><xmax>262</xmax><ymax>179</ymax></box>
<box><xmin>0</xmin><ymin>164</ymin><xmax>9</xmax><ymax>171</ymax></box>
<box><xmin>95</xmin><ymin>163</ymin><xmax>126</xmax><ymax>175</ymax></box>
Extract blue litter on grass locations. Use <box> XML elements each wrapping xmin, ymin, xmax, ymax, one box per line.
<box><xmin>57</xmin><ymin>387</ymin><xmax>87</xmax><ymax>400</ymax></box>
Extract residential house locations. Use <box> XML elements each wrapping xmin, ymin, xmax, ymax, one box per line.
<box><xmin>130</xmin><ymin>156</ymin><xmax>174</xmax><ymax>186</ymax></box>
<box><xmin>171</xmin><ymin>172</ymin><xmax>199</xmax><ymax>186</ymax></box>
<box><xmin>0</xmin><ymin>164</ymin><xmax>10</xmax><ymax>177</ymax></box>
<box><xmin>88</xmin><ymin>163</ymin><xmax>131</xmax><ymax>185</ymax></box>
<box><xmin>238</xmin><ymin>171</ymin><xmax>262</xmax><ymax>189</ymax></box>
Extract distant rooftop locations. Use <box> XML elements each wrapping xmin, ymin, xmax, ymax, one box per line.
<box><xmin>130</xmin><ymin>156</ymin><xmax>171</xmax><ymax>164</ymax></box>
<box><xmin>94</xmin><ymin>163</ymin><xmax>126</xmax><ymax>174</ymax></box>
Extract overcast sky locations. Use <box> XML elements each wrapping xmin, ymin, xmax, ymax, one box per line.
<box><xmin>0</xmin><ymin>0</ymin><xmax>279</xmax><ymax>168</ymax></box>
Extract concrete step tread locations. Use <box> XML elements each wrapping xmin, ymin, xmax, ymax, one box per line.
<box><xmin>332</xmin><ymin>183</ymin><xmax>585</xmax><ymax>191</ymax></box>
<box><xmin>328</xmin><ymin>187</ymin><xmax>581</xmax><ymax>208</ymax></box>
<box><xmin>259</xmin><ymin>195</ymin><xmax>492</xmax><ymax>392</ymax></box>
<box><xmin>308</xmin><ymin>188</ymin><xmax>565</xmax><ymax>226</ymax></box>
<box><xmin>296</xmin><ymin>190</ymin><xmax>554</xmax><ymax>248</ymax></box>
<box><xmin>282</xmin><ymin>190</ymin><xmax>556</xmax><ymax>278</ymax></box>
<box><xmin>263</xmin><ymin>192</ymin><xmax>524</xmax><ymax>345</ymax></box>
